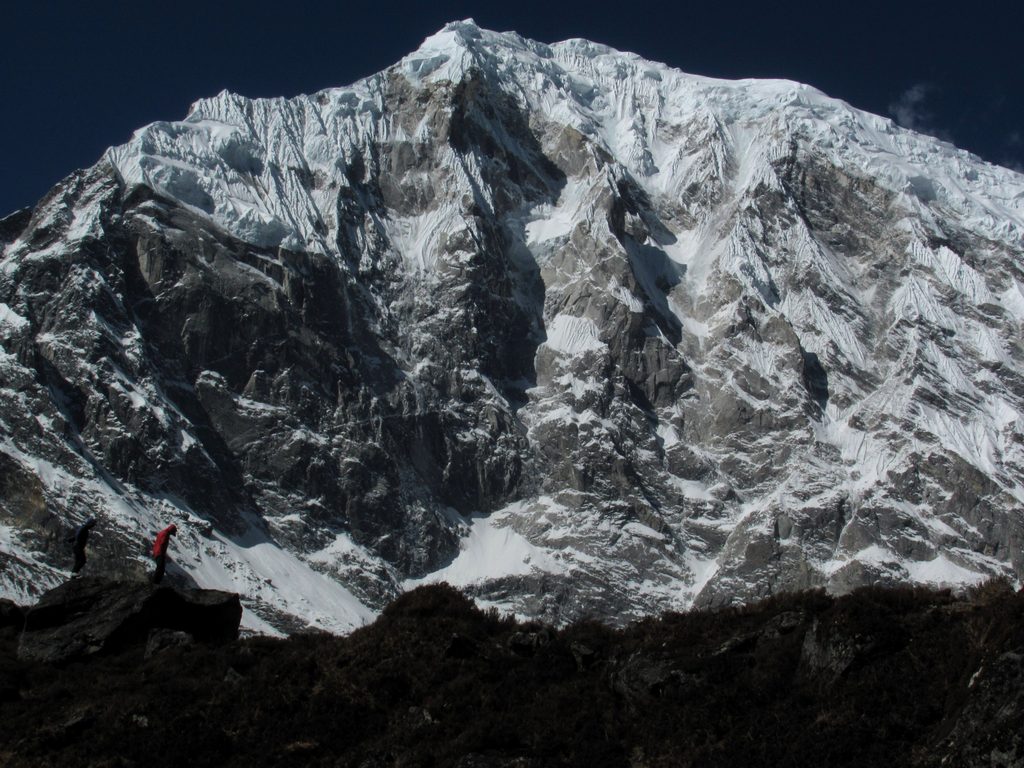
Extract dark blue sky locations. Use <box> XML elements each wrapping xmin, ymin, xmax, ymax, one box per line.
<box><xmin>3</xmin><ymin>1</ymin><xmax>1021</xmax><ymax>216</ymax></box>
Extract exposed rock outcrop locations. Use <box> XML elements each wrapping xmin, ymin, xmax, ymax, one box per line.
<box><xmin>17</xmin><ymin>577</ymin><xmax>241</xmax><ymax>663</ymax></box>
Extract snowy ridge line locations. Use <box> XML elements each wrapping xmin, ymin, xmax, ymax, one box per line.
<box><xmin>99</xmin><ymin>21</ymin><xmax>1023</xmax><ymax>266</ymax></box>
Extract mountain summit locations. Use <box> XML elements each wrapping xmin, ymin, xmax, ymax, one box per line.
<box><xmin>2</xmin><ymin>21</ymin><xmax>1023</xmax><ymax>631</ymax></box>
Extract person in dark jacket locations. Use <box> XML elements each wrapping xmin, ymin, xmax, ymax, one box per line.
<box><xmin>151</xmin><ymin>524</ymin><xmax>178</xmax><ymax>584</ymax></box>
<box><xmin>66</xmin><ymin>517</ymin><xmax>97</xmax><ymax>575</ymax></box>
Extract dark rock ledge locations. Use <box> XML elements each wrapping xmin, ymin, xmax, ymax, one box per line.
<box><xmin>16</xmin><ymin>577</ymin><xmax>241</xmax><ymax>664</ymax></box>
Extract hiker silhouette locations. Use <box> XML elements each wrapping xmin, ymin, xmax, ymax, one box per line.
<box><xmin>67</xmin><ymin>517</ymin><xmax>97</xmax><ymax>575</ymax></box>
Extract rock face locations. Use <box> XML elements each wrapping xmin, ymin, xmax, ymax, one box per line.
<box><xmin>1</xmin><ymin>20</ymin><xmax>1024</xmax><ymax>630</ymax></box>
<box><xmin>17</xmin><ymin>577</ymin><xmax>241</xmax><ymax>663</ymax></box>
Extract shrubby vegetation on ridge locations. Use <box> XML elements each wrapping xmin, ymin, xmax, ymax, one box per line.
<box><xmin>1</xmin><ymin>581</ymin><xmax>1022</xmax><ymax>767</ymax></box>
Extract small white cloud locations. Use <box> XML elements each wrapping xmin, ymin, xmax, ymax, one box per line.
<box><xmin>888</xmin><ymin>83</ymin><xmax>932</xmax><ymax>131</ymax></box>
<box><xmin>888</xmin><ymin>83</ymin><xmax>953</xmax><ymax>142</ymax></box>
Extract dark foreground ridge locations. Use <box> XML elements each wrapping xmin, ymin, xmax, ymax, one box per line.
<box><xmin>1</xmin><ymin>581</ymin><xmax>1022</xmax><ymax>767</ymax></box>
<box><xmin>14</xmin><ymin>577</ymin><xmax>242</xmax><ymax>664</ymax></box>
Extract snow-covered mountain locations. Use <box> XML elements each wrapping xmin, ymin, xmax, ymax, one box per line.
<box><xmin>2</xmin><ymin>20</ymin><xmax>1023</xmax><ymax>632</ymax></box>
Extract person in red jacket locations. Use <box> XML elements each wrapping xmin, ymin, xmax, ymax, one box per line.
<box><xmin>151</xmin><ymin>524</ymin><xmax>177</xmax><ymax>584</ymax></box>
